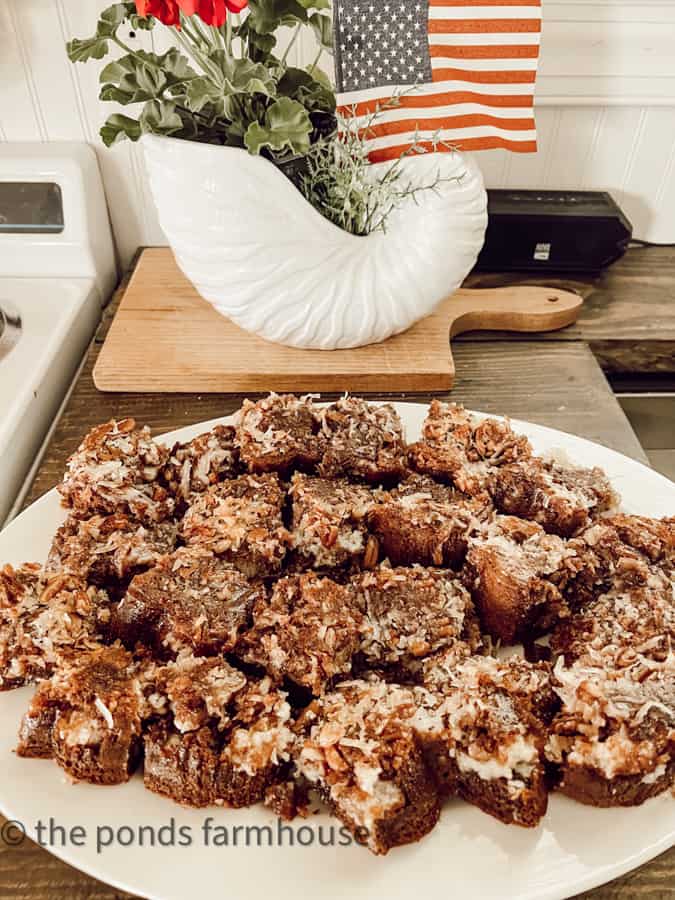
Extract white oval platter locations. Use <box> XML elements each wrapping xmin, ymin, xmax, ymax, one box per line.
<box><xmin>0</xmin><ymin>403</ymin><xmax>672</xmax><ymax>900</ymax></box>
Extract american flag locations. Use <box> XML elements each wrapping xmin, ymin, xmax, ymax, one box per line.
<box><xmin>333</xmin><ymin>0</ymin><xmax>542</xmax><ymax>163</ymax></box>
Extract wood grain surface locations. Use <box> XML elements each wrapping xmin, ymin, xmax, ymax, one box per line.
<box><xmin>92</xmin><ymin>248</ymin><xmax>583</xmax><ymax>393</ymax></box>
<box><xmin>461</xmin><ymin>245</ymin><xmax>675</xmax><ymax>374</ymax></box>
<box><xmin>0</xmin><ymin>247</ymin><xmax>672</xmax><ymax>898</ymax></box>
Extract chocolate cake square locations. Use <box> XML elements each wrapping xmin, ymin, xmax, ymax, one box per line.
<box><xmin>318</xmin><ymin>397</ymin><xmax>407</xmax><ymax>484</ymax></box>
<box><xmin>237</xmin><ymin>393</ymin><xmax>324</xmax><ymax>474</ymax></box>
<box><xmin>289</xmin><ymin>474</ymin><xmax>379</xmax><ymax>570</ymax></box>
<box><xmin>492</xmin><ymin>457</ymin><xmax>619</xmax><ymax>537</ymax></box>
<box><xmin>296</xmin><ymin>679</ymin><xmax>441</xmax><ymax>854</ymax></box>
<box><xmin>353</xmin><ymin>565</ymin><xmax>481</xmax><ymax>677</ymax></box>
<box><xmin>0</xmin><ymin>565</ymin><xmax>109</xmax><ymax>690</ymax></box>
<box><xmin>144</xmin><ymin>721</ymin><xmax>221</xmax><ymax>807</ymax></box>
<box><xmin>58</xmin><ymin>418</ymin><xmax>173</xmax><ymax>524</ymax></box>
<box><xmin>163</xmin><ymin>425</ymin><xmax>240</xmax><ymax>503</ymax></box>
<box><xmin>546</xmin><ymin>659</ymin><xmax>675</xmax><ymax>806</ymax></box>
<box><xmin>417</xmin><ymin>656</ymin><xmax>551</xmax><ymax>827</ymax></box>
<box><xmin>45</xmin><ymin>513</ymin><xmax>177</xmax><ymax>587</ymax></box>
<box><xmin>216</xmin><ymin>676</ymin><xmax>295</xmax><ymax>807</ymax></box>
<box><xmin>422</xmin><ymin>653</ymin><xmax>558</xmax><ymax>722</ymax></box>
<box><xmin>17</xmin><ymin>646</ymin><xmax>145</xmax><ymax>785</ymax></box>
<box><xmin>241</xmin><ymin>572</ymin><xmax>363</xmax><ymax>694</ymax></box>
<box><xmin>565</xmin><ymin>515</ymin><xmax>674</xmax><ymax>607</ymax></box>
<box><xmin>551</xmin><ymin>585</ymin><xmax>675</xmax><ymax>668</ymax></box>
<box><xmin>606</xmin><ymin>514</ymin><xmax>674</xmax><ymax>574</ymax></box>
<box><xmin>408</xmin><ymin>401</ymin><xmax>531</xmax><ymax>496</ymax></box>
<box><xmin>463</xmin><ymin>516</ymin><xmax>576</xmax><ymax>644</ymax></box>
<box><xmin>368</xmin><ymin>475</ymin><xmax>490</xmax><ymax>568</ymax></box>
<box><xmin>144</xmin><ymin>657</ymin><xmax>294</xmax><ymax>808</ymax></box>
<box><xmin>112</xmin><ymin>547</ymin><xmax>262</xmax><ymax>658</ymax></box>
<box><xmin>181</xmin><ymin>473</ymin><xmax>289</xmax><ymax>578</ymax></box>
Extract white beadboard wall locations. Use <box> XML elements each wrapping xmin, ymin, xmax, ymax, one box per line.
<box><xmin>1</xmin><ymin>0</ymin><xmax>674</xmax><ymax>272</ymax></box>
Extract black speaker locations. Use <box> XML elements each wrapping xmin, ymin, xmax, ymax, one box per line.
<box><xmin>474</xmin><ymin>189</ymin><xmax>633</xmax><ymax>274</ymax></box>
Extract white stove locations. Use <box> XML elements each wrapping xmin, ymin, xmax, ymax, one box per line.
<box><xmin>0</xmin><ymin>144</ymin><xmax>116</xmax><ymax>526</ymax></box>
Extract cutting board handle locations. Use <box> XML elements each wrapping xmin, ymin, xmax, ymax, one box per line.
<box><xmin>446</xmin><ymin>285</ymin><xmax>583</xmax><ymax>338</ymax></box>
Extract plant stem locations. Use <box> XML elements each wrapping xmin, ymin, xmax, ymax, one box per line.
<box><xmin>210</xmin><ymin>24</ymin><xmax>225</xmax><ymax>52</ymax></box>
<box><xmin>112</xmin><ymin>35</ymin><xmax>150</xmax><ymax>66</ymax></box>
<box><xmin>173</xmin><ymin>18</ymin><xmax>224</xmax><ymax>86</ymax></box>
<box><xmin>308</xmin><ymin>46</ymin><xmax>322</xmax><ymax>74</ymax></box>
<box><xmin>281</xmin><ymin>23</ymin><xmax>301</xmax><ymax>64</ymax></box>
<box><xmin>225</xmin><ymin>15</ymin><xmax>232</xmax><ymax>55</ymax></box>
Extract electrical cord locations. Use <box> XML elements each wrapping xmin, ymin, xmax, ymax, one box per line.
<box><xmin>627</xmin><ymin>239</ymin><xmax>675</xmax><ymax>249</ymax></box>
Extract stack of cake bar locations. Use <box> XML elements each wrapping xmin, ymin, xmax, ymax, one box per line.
<box><xmin>1</xmin><ymin>395</ymin><xmax>673</xmax><ymax>855</ymax></box>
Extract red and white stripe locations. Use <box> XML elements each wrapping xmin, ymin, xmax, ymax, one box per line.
<box><xmin>337</xmin><ymin>0</ymin><xmax>542</xmax><ymax>163</ymax></box>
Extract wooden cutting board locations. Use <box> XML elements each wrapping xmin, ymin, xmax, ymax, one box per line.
<box><xmin>94</xmin><ymin>247</ymin><xmax>583</xmax><ymax>393</ymax></box>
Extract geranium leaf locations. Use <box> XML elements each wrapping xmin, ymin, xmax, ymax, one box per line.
<box><xmin>296</xmin><ymin>0</ymin><xmax>331</xmax><ymax>9</ymax></box>
<box><xmin>139</xmin><ymin>100</ymin><xmax>184</xmax><ymax>135</ymax></box>
<box><xmin>100</xmin><ymin>113</ymin><xmax>142</xmax><ymax>147</ymax></box>
<box><xmin>99</xmin><ymin>54</ymin><xmax>168</xmax><ymax>104</ymax></box>
<box><xmin>214</xmin><ymin>53</ymin><xmax>277</xmax><ymax>97</ymax></box>
<box><xmin>277</xmin><ymin>67</ymin><xmax>335</xmax><ymax>112</ymax></box>
<box><xmin>67</xmin><ymin>37</ymin><xmax>110</xmax><ymax>63</ymax></box>
<box><xmin>96</xmin><ymin>3</ymin><xmax>132</xmax><ymax>37</ymax></box>
<box><xmin>160</xmin><ymin>47</ymin><xmax>197</xmax><ymax>83</ymax></box>
<box><xmin>309</xmin><ymin>12</ymin><xmax>332</xmax><ymax>49</ymax></box>
<box><xmin>246</xmin><ymin>0</ymin><xmax>309</xmax><ymax>35</ymax></box>
<box><xmin>244</xmin><ymin>97</ymin><xmax>312</xmax><ymax>156</ymax></box>
<box><xmin>310</xmin><ymin>66</ymin><xmax>333</xmax><ymax>91</ymax></box>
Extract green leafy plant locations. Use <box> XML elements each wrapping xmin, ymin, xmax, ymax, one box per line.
<box><xmin>67</xmin><ymin>1</ymin><xmax>335</xmax><ymax>159</ymax></box>
<box><xmin>67</xmin><ymin>3</ymin><xmax>459</xmax><ymax>237</ymax></box>
<box><xmin>298</xmin><ymin>97</ymin><xmax>462</xmax><ymax>236</ymax></box>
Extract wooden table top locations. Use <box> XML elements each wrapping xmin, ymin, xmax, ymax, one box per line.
<box><xmin>462</xmin><ymin>244</ymin><xmax>675</xmax><ymax>376</ymax></box>
<box><xmin>1</xmin><ymin>247</ymin><xmax>673</xmax><ymax>898</ymax></box>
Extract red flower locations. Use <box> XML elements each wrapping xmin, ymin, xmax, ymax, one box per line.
<box><xmin>135</xmin><ymin>0</ymin><xmax>181</xmax><ymax>26</ymax></box>
<box><xmin>177</xmin><ymin>0</ymin><xmax>248</xmax><ymax>25</ymax></box>
<box><xmin>135</xmin><ymin>0</ymin><xmax>248</xmax><ymax>27</ymax></box>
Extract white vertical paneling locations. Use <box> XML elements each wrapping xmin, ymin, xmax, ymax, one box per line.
<box><xmin>621</xmin><ymin>108</ymin><xmax>675</xmax><ymax>242</ymax></box>
<box><xmin>653</xmin><ymin>142</ymin><xmax>675</xmax><ymax>244</ymax></box>
<box><xmin>501</xmin><ymin>107</ymin><xmax>561</xmax><ymax>189</ymax></box>
<box><xmin>1</xmin><ymin>0</ymin><xmax>675</xmax><ymax>266</ymax></box>
<box><xmin>9</xmin><ymin>0</ymin><xmax>86</xmax><ymax>141</ymax></box>
<box><xmin>582</xmin><ymin>106</ymin><xmax>644</xmax><ymax>204</ymax></box>
<box><xmin>542</xmin><ymin>108</ymin><xmax>602</xmax><ymax>189</ymax></box>
<box><xmin>473</xmin><ymin>150</ymin><xmax>509</xmax><ymax>189</ymax></box>
<box><xmin>0</xmin><ymin>1</ymin><xmax>44</xmax><ymax>140</ymax></box>
<box><xmin>60</xmin><ymin>0</ymin><xmax>148</xmax><ymax>268</ymax></box>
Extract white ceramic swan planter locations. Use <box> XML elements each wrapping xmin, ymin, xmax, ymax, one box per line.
<box><xmin>141</xmin><ymin>134</ymin><xmax>488</xmax><ymax>350</ymax></box>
